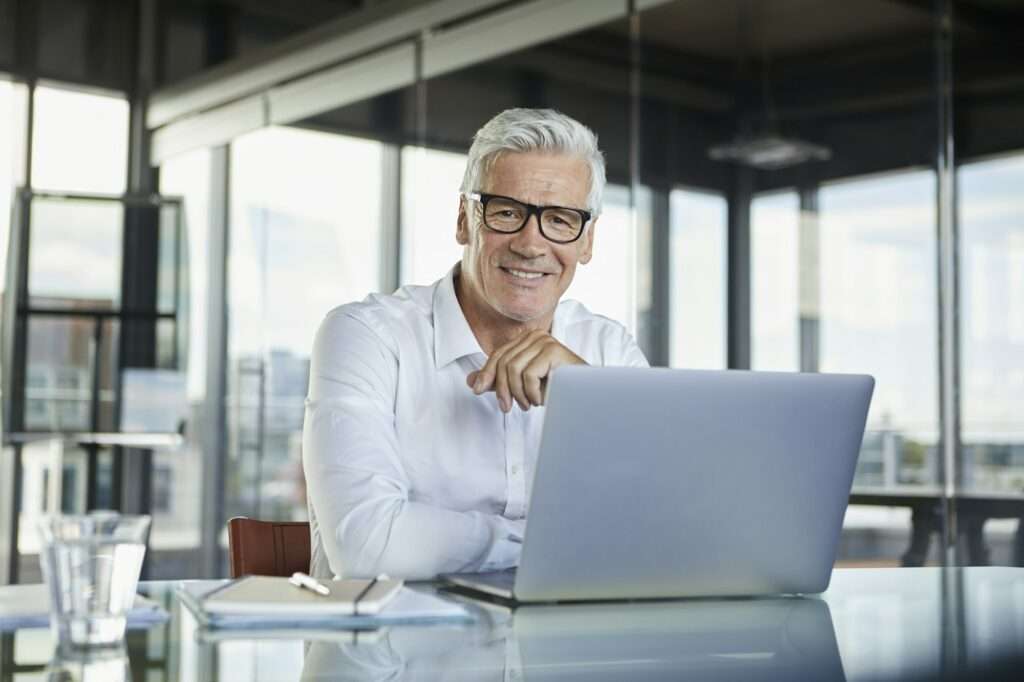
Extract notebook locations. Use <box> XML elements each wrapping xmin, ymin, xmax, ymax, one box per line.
<box><xmin>202</xmin><ymin>575</ymin><xmax>403</xmax><ymax>616</ymax></box>
<box><xmin>178</xmin><ymin>579</ymin><xmax>473</xmax><ymax>630</ymax></box>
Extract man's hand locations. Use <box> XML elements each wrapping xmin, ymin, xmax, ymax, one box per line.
<box><xmin>467</xmin><ymin>330</ymin><xmax>586</xmax><ymax>412</ymax></box>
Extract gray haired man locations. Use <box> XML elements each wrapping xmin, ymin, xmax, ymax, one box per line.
<box><xmin>302</xmin><ymin>108</ymin><xmax>648</xmax><ymax>580</ymax></box>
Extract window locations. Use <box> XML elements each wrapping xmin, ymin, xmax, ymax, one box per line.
<box><xmin>401</xmin><ymin>147</ymin><xmax>466</xmax><ymax>285</ymax></box>
<box><xmin>669</xmin><ymin>188</ymin><xmax>727</xmax><ymax>369</ymax></box>
<box><xmin>30</xmin><ymin>84</ymin><xmax>129</xmax><ymax>194</ymax></box>
<box><xmin>959</xmin><ymin>153</ymin><xmax>1024</xmax><ymax>494</ymax></box>
<box><xmin>0</xmin><ymin>78</ymin><xmax>27</xmax><ymax>291</ymax></box>
<box><xmin>820</xmin><ymin>170</ymin><xmax>938</xmax><ymax>487</ymax></box>
<box><xmin>751</xmin><ymin>192</ymin><xmax>800</xmax><ymax>371</ymax></box>
<box><xmin>227</xmin><ymin>126</ymin><xmax>384</xmax><ymax>522</ymax></box>
<box><xmin>27</xmin><ymin>197</ymin><xmax>123</xmax><ymax>308</ymax></box>
<box><xmin>160</xmin><ymin>148</ymin><xmax>211</xmax><ymax>403</ymax></box>
<box><xmin>564</xmin><ymin>184</ymin><xmax>642</xmax><ymax>333</ymax></box>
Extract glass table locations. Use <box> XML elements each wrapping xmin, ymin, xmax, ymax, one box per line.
<box><xmin>2</xmin><ymin>567</ymin><xmax>1023</xmax><ymax>681</ymax></box>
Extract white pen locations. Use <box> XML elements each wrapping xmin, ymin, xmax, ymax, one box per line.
<box><xmin>289</xmin><ymin>571</ymin><xmax>331</xmax><ymax>596</ymax></box>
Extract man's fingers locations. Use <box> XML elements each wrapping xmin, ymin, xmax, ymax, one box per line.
<box><xmin>492</xmin><ymin>331</ymin><xmax>543</xmax><ymax>411</ymax></box>
<box><xmin>504</xmin><ymin>343</ymin><xmax>542</xmax><ymax>410</ymax></box>
<box><xmin>472</xmin><ymin>340</ymin><xmax>515</xmax><ymax>394</ymax></box>
<box><xmin>506</xmin><ymin>336</ymin><xmax>557</xmax><ymax>409</ymax></box>
<box><xmin>469</xmin><ymin>330</ymin><xmax>583</xmax><ymax>413</ymax></box>
<box><xmin>523</xmin><ymin>354</ymin><xmax>552</xmax><ymax>406</ymax></box>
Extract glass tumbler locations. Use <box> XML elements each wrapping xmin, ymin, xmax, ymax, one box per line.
<box><xmin>37</xmin><ymin>512</ymin><xmax>151</xmax><ymax>650</ymax></box>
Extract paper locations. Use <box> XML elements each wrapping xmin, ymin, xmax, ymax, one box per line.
<box><xmin>0</xmin><ymin>583</ymin><xmax>169</xmax><ymax>630</ymax></box>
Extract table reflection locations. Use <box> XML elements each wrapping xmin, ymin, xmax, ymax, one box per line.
<box><xmin>6</xmin><ymin>568</ymin><xmax>1024</xmax><ymax>681</ymax></box>
<box><xmin>300</xmin><ymin>597</ymin><xmax>846</xmax><ymax>681</ymax></box>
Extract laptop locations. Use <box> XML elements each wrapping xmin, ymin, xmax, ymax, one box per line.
<box><xmin>443</xmin><ymin>366</ymin><xmax>874</xmax><ymax>602</ymax></box>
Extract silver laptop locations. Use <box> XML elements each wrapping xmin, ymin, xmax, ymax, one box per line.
<box><xmin>444</xmin><ymin>367</ymin><xmax>874</xmax><ymax>602</ymax></box>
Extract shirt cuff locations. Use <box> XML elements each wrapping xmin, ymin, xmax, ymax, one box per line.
<box><xmin>479</xmin><ymin>516</ymin><xmax>525</xmax><ymax>572</ymax></box>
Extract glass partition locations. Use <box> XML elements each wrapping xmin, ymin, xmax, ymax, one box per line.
<box><xmin>400</xmin><ymin>146</ymin><xmax>466</xmax><ymax>286</ymax></box>
<box><xmin>129</xmin><ymin>0</ymin><xmax>1024</xmax><ymax>576</ymax></box>
<box><xmin>30</xmin><ymin>83</ymin><xmax>128</xmax><ymax>194</ymax></box>
<box><xmin>669</xmin><ymin>187</ymin><xmax>727</xmax><ymax>369</ymax></box>
<box><xmin>639</xmin><ymin>0</ymin><xmax>939</xmax><ymax>565</ymax></box>
<box><xmin>751</xmin><ymin>191</ymin><xmax>800</xmax><ymax>371</ymax></box>
<box><xmin>226</xmin><ymin>127</ymin><xmax>384</xmax><ymax>524</ymax></box>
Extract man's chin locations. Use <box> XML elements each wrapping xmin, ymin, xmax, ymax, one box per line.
<box><xmin>493</xmin><ymin>299</ymin><xmax>553</xmax><ymax>325</ymax></box>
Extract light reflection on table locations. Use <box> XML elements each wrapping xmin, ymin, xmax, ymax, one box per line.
<box><xmin>2</xmin><ymin>567</ymin><xmax>1023</xmax><ymax>681</ymax></box>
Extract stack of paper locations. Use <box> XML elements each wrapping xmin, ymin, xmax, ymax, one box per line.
<box><xmin>0</xmin><ymin>583</ymin><xmax>169</xmax><ymax>630</ymax></box>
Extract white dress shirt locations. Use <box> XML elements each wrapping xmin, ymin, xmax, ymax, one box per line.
<box><xmin>302</xmin><ymin>266</ymin><xmax>648</xmax><ymax>580</ymax></box>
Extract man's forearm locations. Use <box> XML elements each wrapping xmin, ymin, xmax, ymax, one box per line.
<box><xmin>334</xmin><ymin>498</ymin><xmax>524</xmax><ymax>580</ymax></box>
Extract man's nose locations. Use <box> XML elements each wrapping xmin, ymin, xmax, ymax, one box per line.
<box><xmin>509</xmin><ymin>214</ymin><xmax>547</xmax><ymax>257</ymax></box>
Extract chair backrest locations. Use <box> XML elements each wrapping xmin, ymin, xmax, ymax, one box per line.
<box><xmin>226</xmin><ymin>516</ymin><xmax>311</xmax><ymax>578</ymax></box>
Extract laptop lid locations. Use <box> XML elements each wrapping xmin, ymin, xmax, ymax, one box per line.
<box><xmin>514</xmin><ymin>367</ymin><xmax>874</xmax><ymax>602</ymax></box>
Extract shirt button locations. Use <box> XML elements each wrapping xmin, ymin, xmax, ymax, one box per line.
<box><xmin>511</xmin><ymin>465</ymin><xmax>520</xmax><ymax>475</ymax></box>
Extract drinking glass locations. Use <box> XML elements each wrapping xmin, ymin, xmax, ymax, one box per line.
<box><xmin>37</xmin><ymin>512</ymin><xmax>151</xmax><ymax>650</ymax></box>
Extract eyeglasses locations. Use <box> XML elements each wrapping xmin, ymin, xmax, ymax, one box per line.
<box><xmin>463</xmin><ymin>191</ymin><xmax>592</xmax><ymax>244</ymax></box>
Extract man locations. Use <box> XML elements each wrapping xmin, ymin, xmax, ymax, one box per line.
<box><xmin>303</xmin><ymin>108</ymin><xmax>648</xmax><ymax>581</ymax></box>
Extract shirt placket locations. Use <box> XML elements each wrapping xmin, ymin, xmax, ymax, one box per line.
<box><xmin>503</xmin><ymin>409</ymin><xmax>527</xmax><ymax>518</ymax></box>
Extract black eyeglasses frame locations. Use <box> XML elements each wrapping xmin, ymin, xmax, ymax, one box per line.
<box><xmin>463</xmin><ymin>191</ymin><xmax>593</xmax><ymax>244</ymax></box>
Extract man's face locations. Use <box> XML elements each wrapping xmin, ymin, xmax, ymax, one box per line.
<box><xmin>457</xmin><ymin>151</ymin><xmax>595</xmax><ymax>326</ymax></box>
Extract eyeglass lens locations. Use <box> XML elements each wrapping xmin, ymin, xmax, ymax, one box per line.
<box><xmin>483</xmin><ymin>196</ymin><xmax>583</xmax><ymax>242</ymax></box>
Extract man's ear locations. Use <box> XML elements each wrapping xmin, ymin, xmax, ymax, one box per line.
<box><xmin>578</xmin><ymin>219</ymin><xmax>596</xmax><ymax>265</ymax></box>
<box><xmin>456</xmin><ymin>197</ymin><xmax>470</xmax><ymax>245</ymax></box>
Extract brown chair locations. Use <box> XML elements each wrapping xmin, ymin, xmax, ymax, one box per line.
<box><xmin>226</xmin><ymin>516</ymin><xmax>311</xmax><ymax>578</ymax></box>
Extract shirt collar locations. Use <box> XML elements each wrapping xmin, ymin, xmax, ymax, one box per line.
<box><xmin>433</xmin><ymin>265</ymin><xmax>485</xmax><ymax>369</ymax></box>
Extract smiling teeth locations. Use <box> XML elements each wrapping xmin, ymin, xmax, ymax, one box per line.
<box><xmin>507</xmin><ymin>269</ymin><xmax>545</xmax><ymax>280</ymax></box>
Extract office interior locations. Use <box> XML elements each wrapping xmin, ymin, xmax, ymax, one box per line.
<box><xmin>0</xmin><ymin>0</ymin><xmax>1022</xmax><ymax>588</ymax></box>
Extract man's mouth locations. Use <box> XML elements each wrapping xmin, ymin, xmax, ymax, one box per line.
<box><xmin>500</xmin><ymin>266</ymin><xmax>552</xmax><ymax>281</ymax></box>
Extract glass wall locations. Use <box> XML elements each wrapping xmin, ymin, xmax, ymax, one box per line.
<box><xmin>2</xmin><ymin>82</ymin><xmax>136</xmax><ymax>581</ymax></box>
<box><xmin>669</xmin><ymin>187</ymin><xmax>727</xmax><ymax>368</ymax></box>
<box><xmin>957</xmin><ymin>153</ymin><xmax>1024</xmax><ymax>565</ymax></box>
<box><xmin>400</xmin><ymin>146</ymin><xmax>466</xmax><ymax>286</ymax></box>
<box><xmin>155</xmin><ymin>148</ymin><xmax>211</xmax><ymax>575</ymax></box>
<box><xmin>0</xmin><ymin>78</ymin><xmax>27</xmax><ymax>293</ymax></box>
<box><xmin>0</xmin><ymin>0</ymin><xmax>1010</xmax><ymax>579</ymax></box>
<box><xmin>820</xmin><ymin>170</ymin><xmax>938</xmax><ymax>486</ymax></box>
<box><xmin>563</xmin><ymin>183</ymin><xmax>643</xmax><ymax>334</ymax></box>
<box><xmin>31</xmin><ymin>84</ymin><xmax>128</xmax><ymax>194</ymax></box>
<box><xmin>959</xmin><ymin>154</ymin><xmax>1024</xmax><ymax>496</ymax></box>
<box><xmin>226</xmin><ymin>127</ymin><xmax>384</xmax><ymax>524</ymax></box>
<box><xmin>639</xmin><ymin>0</ymin><xmax>939</xmax><ymax>565</ymax></box>
<box><xmin>751</xmin><ymin>191</ymin><xmax>799</xmax><ymax>372</ymax></box>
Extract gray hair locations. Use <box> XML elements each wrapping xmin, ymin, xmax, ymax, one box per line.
<box><xmin>459</xmin><ymin>108</ymin><xmax>606</xmax><ymax>214</ymax></box>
